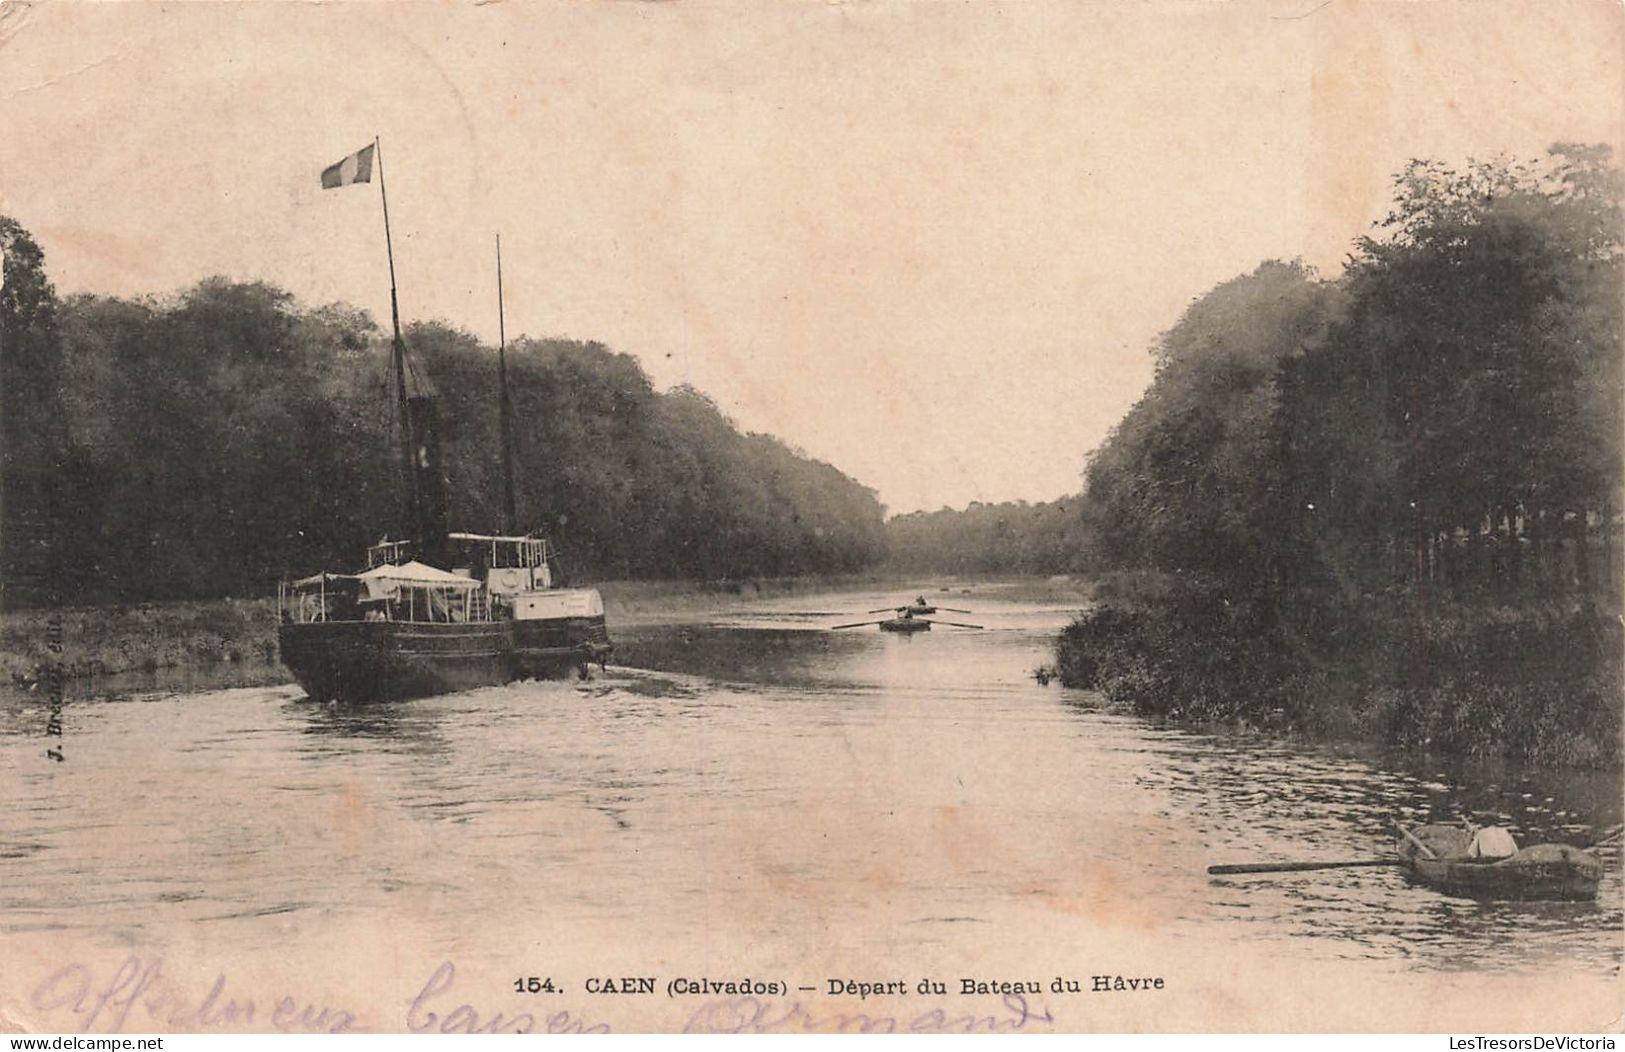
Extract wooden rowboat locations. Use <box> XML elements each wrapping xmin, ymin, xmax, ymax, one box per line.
<box><xmin>1396</xmin><ymin>823</ymin><xmax>1602</xmax><ymax>901</ymax></box>
<box><xmin>832</xmin><ymin>607</ymin><xmax>980</xmax><ymax>633</ymax></box>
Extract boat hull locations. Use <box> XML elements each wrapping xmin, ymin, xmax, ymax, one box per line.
<box><xmin>279</xmin><ymin>618</ymin><xmax>607</xmax><ymax>703</ymax></box>
<box><xmin>1397</xmin><ymin>824</ymin><xmax>1602</xmax><ymax>901</ymax></box>
<box><xmin>879</xmin><ymin>618</ymin><xmax>930</xmax><ymax>633</ymax></box>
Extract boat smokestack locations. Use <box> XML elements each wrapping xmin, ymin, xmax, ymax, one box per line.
<box><xmin>407</xmin><ymin>394</ymin><xmax>450</xmax><ymax>566</ymax></box>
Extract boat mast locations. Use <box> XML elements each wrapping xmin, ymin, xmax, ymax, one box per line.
<box><xmin>495</xmin><ymin>234</ymin><xmax>518</xmax><ymax>535</ymax></box>
<box><xmin>374</xmin><ymin>136</ymin><xmax>419</xmax><ymax>547</ymax></box>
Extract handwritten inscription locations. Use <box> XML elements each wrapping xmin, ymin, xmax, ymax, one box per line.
<box><xmin>31</xmin><ymin>958</ymin><xmax>359</xmax><ymax>1034</ymax></box>
<box><xmin>682</xmin><ymin>994</ymin><xmax>1055</xmax><ymax>1034</ymax></box>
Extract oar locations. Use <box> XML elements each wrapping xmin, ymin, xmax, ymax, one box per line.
<box><xmin>867</xmin><ymin>607</ymin><xmax>900</xmax><ymax>614</ymax></box>
<box><xmin>832</xmin><ymin>620</ymin><xmax>889</xmax><ymax>630</ymax></box>
<box><xmin>1208</xmin><ymin>858</ymin><xmax>1402</xmax><ymax>876</ymax></box>
<box><xmin>923</xmin><ymin>618</ymin><xmax>983</xmax><ymax>629</ymax></box>
<box><xmin>938</xmin><ymin>606</ymin><xmax>973</xmax><ymax>614</ymax></box>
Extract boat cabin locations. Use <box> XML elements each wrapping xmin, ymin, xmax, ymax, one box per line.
<box><xmin>280</xmin><ymin>561</ymin><xmax>490</xmax><ymax>625</ymax></box>
<box><xmin>512</xmin><ymin>588</ymin><xmax>604</xmax><ymax>620</ymax></box>
<box><xmin>281</xmin><ymin>529</ymin><xmax>597</xmax><ymax>631</ymax></box>
<box><xmin>447</xmin><ymin>532</ymin><xmax>554</xmax><ymax>595</ymax></box>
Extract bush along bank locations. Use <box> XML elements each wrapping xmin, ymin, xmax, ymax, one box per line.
<box><xmin>1055</xmin><ymin>579</ymin><xmax>1622</xmax><ymax>769</ymax></box>
<box><xmin>0</xmin><ymin>598</ymin><xmax>281</xmax><ymax>684</ymax></box>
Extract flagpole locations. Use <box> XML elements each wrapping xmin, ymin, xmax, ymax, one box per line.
<box><xmin>373</xmin><ymin>135</ymin><xmax>418</xmax><ymax>549</ymax></box>
<box><xmin>496</xmin><ymin>234</ymin><xmax>518</xmax><ymax>536</ymax></box>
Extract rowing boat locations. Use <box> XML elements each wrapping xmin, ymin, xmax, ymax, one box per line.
<box><xmin>879</xmin><ymin>617</ymin><xmax>931</xmax><ymax>633</ymax></box>
<box><xmin>1395</xmin><ymin>823</ymin><xmax>1602</xmax><ymax>901</ymax></box>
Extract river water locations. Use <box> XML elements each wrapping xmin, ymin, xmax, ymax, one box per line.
<box><xmin>2</xmin><ymin>581</ymin><xmax>1621</xmax><ymax>1032</ymax></box>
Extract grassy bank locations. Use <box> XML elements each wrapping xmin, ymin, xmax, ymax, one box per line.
<box><xmin>0</xmin><ymin>598</ymin><xmax>281</xmax><ymax>683</ymax></box>
<box><xmin>1056</xmin><ymin>574</ymin><xmax>1623</xmax><ymax>768</ymax></box>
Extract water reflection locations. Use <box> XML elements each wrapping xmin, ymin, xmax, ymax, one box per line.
<box><xmin>613</xmin><ymin>624</ymin><xmax>869</xmax><ymax>689</ymax></box>
<box><xmin>0</xmin><ymin>582</ymin><xmax>1617</xmax><ymax>981</ymax></box>
<box><xmin>293</xmin><ymin>695</ymin><xmax>450</xmax><ymax>756</ymax></box>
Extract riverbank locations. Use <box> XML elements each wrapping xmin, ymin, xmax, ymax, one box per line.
<box><xmin>1055</xmin><ymin>573</ymin><xmax>1623</xmax><ymax>769</ymax></box>
<box><xmin>0</xmin><ymin>597</ymin><xmax>280</xmax><ymax>684</ymax></box>
<box><xmin>0</xmin><ymin>573</ymin><xmax>945</xmax><ymax>684</ymax></box>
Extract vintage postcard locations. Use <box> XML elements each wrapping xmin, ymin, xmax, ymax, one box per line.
<box><xmin>1</xmin><ymin>0</ymin><xmax>1620</xmax><ymax>1036</ymax></box>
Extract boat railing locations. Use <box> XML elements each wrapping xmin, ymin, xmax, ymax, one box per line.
<box><xmin>447</xmin><ymin>532</ymin><xmax>551</xmax><ymax>570</ymax></box>
<box><xmin>279</xmin><ymin>577</ymin><xmax>339</xmax><ymax>624</ymax></box>
<box><xmin>391</xmin><ymin>583</ymin><xmax>493</xmax><ymax>624</ymax></box>
<box><xmin>366</xmin><ymin>539</ymin><xmax>413</xmax><ymax>568</ymax></box>
<box><xmin>280</xmin><ymin>576</ymin><xmax>497</xmax><ymax>625</ymax></box>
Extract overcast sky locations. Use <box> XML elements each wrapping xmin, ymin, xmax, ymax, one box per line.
<box><xmin>1</xmin><ymin>1</ymin><xmax>1618</xmax><ymax>513</ymax></box>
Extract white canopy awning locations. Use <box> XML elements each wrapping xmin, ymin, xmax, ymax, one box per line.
<box><xmin>291</xmin><ymin>562</ymin><xmax>479</xmax><ymax>601</ymax></box>
<box><xmin>355</xmin><ymin>561</ymin><xmax>478</xmax><ymax>603</ymax></box>
<box><xmin>357</xmin><ymin>561</ymin><xmax>478</xmax><ymax>586</ymax></box>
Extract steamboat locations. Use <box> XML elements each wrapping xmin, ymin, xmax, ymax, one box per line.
<box><xmin>278</xmin><ymin>530</ymin><xmax>612</xmax><ymax>703</ymax></box>
<box><xmin>279</xmin><ymin>150</ymin><xmax>609</xmax><ymax>701</ymax></box>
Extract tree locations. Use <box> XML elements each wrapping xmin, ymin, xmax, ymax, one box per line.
<box><xmin>1080</xmin><ymin>147</ymin><xmax>1623</xmax><ymax>600</ymax></box>
<box><xmin>1</xmin><ymin>217</ymin><xmax>64</xmax><ymax>601</ymax></box>
<box><xmin>1082</xmin><ymin>260</ymin><xmax>1341</xmax><ymax>582</ymax></box>
<box><xmin>1299</xmin><ymin>147</ymin><xmax>1623</xmax><ymax>593</ymax></box>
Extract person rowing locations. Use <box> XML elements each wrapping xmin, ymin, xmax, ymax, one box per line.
<box><xmin>1464</xmin><ymin>818</ymin><xmax>1518</xmax><ymax>860</ymax></box>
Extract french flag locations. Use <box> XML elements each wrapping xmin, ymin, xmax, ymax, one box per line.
<box><xmin>321</xmin><ymin>144</ymin><xmax>375</xmax><ymax>189</ymax></box>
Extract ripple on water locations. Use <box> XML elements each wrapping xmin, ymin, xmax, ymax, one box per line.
<box><xmin>0</xmin><ymin>590</ymin><xmax>1617</xmax><ymax>983</ymax></box>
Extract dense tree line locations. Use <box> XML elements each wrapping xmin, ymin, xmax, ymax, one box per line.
<box><xmin>883</xmin><ymin>499</ymin><xmax>1087</xmax><ymax>576</ymax></box>
<box><xmin>1060</xmin><ymin>146</ymin><xmax>1622</xmax><ymax>765</ymax></box>
<box><xmin>1082</xmin><ymin>145</ymin><xmax>1622</xmax><ymax>599</ymax></box>
<box><xmin>0</xmin><ymin>229</ymin><xmax>886</xmax><ymax>604</ymax></box>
